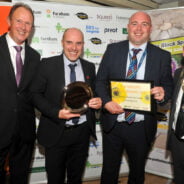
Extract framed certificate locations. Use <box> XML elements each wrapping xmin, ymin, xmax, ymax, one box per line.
<box><xmin>110</xmin><ymin>79</ymin><xmax>155</xmax><ymax>113</ymax></box>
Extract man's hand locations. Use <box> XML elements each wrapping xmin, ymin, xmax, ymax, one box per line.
<box><xmin>58</xmin><ymin>109</ymin><xmax>80</xmax><ymax>119</ymax></box>
<box><xmin>88</xmin><ymin>97</ymin><xmax>102</xmax><ymax>109</ymax></box>
<box><xmin>104</xmin><ymin>101</ymin><xmax>124</xmax><ymax>114</ymax></box>
<box><xmin>151</xmin><ymin>86</ymin><xmax>165</xmax><ymax>102</ymax></box>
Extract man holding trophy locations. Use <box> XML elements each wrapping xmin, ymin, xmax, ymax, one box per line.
<box><xmin>31</xmin><ymin>28</ymin><xmax>101</xmax><ymax>184</ymax></box>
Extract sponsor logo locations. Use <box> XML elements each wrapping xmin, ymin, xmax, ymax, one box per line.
<box><xmin>84</xmin><ymin>48</ymin><xmax>103</xmax><ymax>59</ymax></box>
<box><xmin>122</xmin><ymin>28</ymin><xmax>128</xmax><ymax>34</ymax></box>
<box><xmin>53</xmin><ymin>11</ymin><xmax>70</xmax><ymax>18</ymax></box>
<box><xmin>46</xmin><ymin>9</ymin><xmax>52</xmax><ymax>18</ymax></box>
<box><xmin>104</xmin><ymin>28</ymin><xmax>118</xmax><ymax>33</ymax></box>
<box><xmin>32</xmin><ymin>37</ymin><xmax>40</xmax><ymax>43</ymax></box>
<box><xmin>46</xmin><ymin>9</ymin><xmax>70</xmax><ymax>18</ymax></box>
<box><xmin>31</xmin><ymin>36</ymin><xmax>58</xmax><ymax>44</ymax></box>
<box><xmin>86</xmin><ymin>25</ymin><xmax>100</xmax><ymax>34</ymax></box>
<box><xmin>40</xmin><ymin>36</ymin><xmax>58</xmax><ymax>42</ymax></box>
<box><xmin>116</xmin><ymin>15</ymin><xmax>129</xmax><ymax>21</ymax></box>
<box><xmin>86</xmin><ymin>161</ymin><xmax>102</xmax><ymax>168</ymax></box>
<box><xmin>109</xmin><ymin>39</ymin><xmax>122</xmax><ymax>43</ymax></box>
<box><xmin>97</xmin><ymin>14</ymin><xmax>112</xmax><ymax>21</ymax></box>
<box><xmin>90</xmin><ymin>37</ymin><xmax>102</xmax><ymax>45</ymax></box>
<box><xmin>76</xmin><ymin>12</ymin><xmax>88</xmax><ymax>20</ymax></box>
<box><xmin>33</xmin><ymin>10</ymin><xmax>42</xmax><ymax>16</ymax></box>
<box><xmin>55</xmin><ymin>23</ymin><xmax>66</xmax><ymax>33</ymax></box>
<box><xmin>89</xmin><ymin>141</ymin><xmax>100</xmax><ymax>147</ymax></box>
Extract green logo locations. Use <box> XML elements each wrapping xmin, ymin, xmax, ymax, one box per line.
<box><xmin>122</xmin><ymin>28</ymin><xmax>128</xmax><ymax>34</ymax></box>
<box><xmin>86</xmin><ymin>161</ymin><xmax>102</xmax><ymax>168</ymax></box>
<box><xmin>84</xmin><ymin>48</ymin><xmax>102</xmax><ymax>58</ymax></box>
<box><xmin>46</xmin><ymin>9</ymin><xmax>52</xmax><ymax>18</ymax></box>
<box><xmin>32</xmin><ymin>37</ymin><xmax>39</xmax><ymax>43</ymax></box>
<box><xmin>55</xmin><ymin>23</ymin><xmax>66</xmax><ymax>33</ymax></box>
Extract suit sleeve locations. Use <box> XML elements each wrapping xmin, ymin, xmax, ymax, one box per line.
<box><xmin>159</xmin><ymin>50</ymin><xmax>173</xmax><ymax>104</ymax></box>
<box><xmin>95</xmin><ymin>45</ymin><xmax>112</xmax><ymax>106</ymax></box>
<box><xmin>30</xmin><ymin>61</ymin><xmax>61</xmax><ymax>122</ymax></box>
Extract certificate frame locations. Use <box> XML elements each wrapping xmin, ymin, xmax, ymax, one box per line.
<box><xmin>110</xmin><ymin>79</ymin><xmax>155</xmax><ymax>113</ymax></box>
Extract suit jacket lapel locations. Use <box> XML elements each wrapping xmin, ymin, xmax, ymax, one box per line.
<box><xmin>0</xmin><ymin>35</ymin><xmax>17</xmax><ymax>88</ymax></box>
<box><xmin>144</xmin><ymin>43</ymin><xmax>153</xmax><ymax>80</ymax></box>
<box><xmin>121</xmin><ymin>42</ymin><xmax>129</xmax><ymax>78</ymax></box>
<box><xmin>60</xmin><ymin>55</ymin><xmax>65</xmax><ymax>87</ymax></box>
<box><xmin>80</xmin><ymin>59</ymin><xmax>89</xmax><ymax>83</ymax></box>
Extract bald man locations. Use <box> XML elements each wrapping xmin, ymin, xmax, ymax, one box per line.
<box><xmin>96</xmin><ymin>11</ymin><xmax>173</xmax><ymax>184</ymax></box>
<box><xmin>31</xmin><ymin>28</ymin><xmax>101</xmax><ymax>184</ymax></box>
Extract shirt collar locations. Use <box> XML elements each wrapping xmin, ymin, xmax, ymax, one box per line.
<box><xmin>129</xmin><ymin>41</ymin><xmax>147</xmax><ymax>53</ymax></box>
<box><xmin>6</xmin><ymin>33</ymin><xmax>25</xmax><ymax>49</ymax></box>
<box><xmin>63</xmin><ymin>54</ymin><xmax>80</xmax><ymax>66</ymax></box>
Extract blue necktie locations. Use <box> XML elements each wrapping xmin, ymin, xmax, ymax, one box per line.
<box><xmin>69</xmin><ymin>63</ymin><xmax>77</xmax><ymax>83</ymax></box>
<box><xmin>125</xmin><ymin>48</ymin><xmax>141</xmax><ymax>124</ymax></box>
<box><xmin>68</xmin><ymin>63</ymin><xmax>79</xmax><ymax>124</ymax></box>
<box><xmin>14</xmin><ymin>46</ymin><xmax>23</xmax><ymax>86</ymax></box>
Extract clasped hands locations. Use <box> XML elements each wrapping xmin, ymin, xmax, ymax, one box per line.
<box><xmin>58</xmin><ymin>97</ymin><xmax>102</xmax><ymax>119</ymax></box>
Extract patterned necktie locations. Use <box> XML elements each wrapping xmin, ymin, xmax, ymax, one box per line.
<box><xmin>125</xmin><ymin>48</ymin><xmax>141</xmax><ymax>124</ymax></box>
<box><xmin>14</xmin><ymin>46</ymin><xmax>23</xmax><ymax>86</ymax></box>
<box><xmin>68</xmin><ymin>63</ymin><xmax>79</xmax><ymax>124</ymax></box>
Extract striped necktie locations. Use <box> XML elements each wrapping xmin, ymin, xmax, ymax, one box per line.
<box><xmin>125</xmin><ymin>48</ymin><xmax>141</xmax><ymax>124</ymax></box>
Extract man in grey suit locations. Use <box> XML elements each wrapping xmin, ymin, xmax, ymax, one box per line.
<box><xmin>0</xmin><ymin>3</ymin><xmax>40</xmax><ymax>184</ymax></box>
<box><xmin>96</xmin><ymin>11</ymin><xmax>173</xmax><ymax>184</ymax></box>
<box><xmin>167</xmin><ymin>57</ymin><xmax>184</xmax><ymax>184</ymax></box>
<box><xmin>31</xmin><ymin>28</ymin><xmax>102</xmax><ymax>184</ymax></box>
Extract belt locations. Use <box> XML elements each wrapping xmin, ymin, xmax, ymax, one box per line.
<box><xmin>64</xmin><ymin>122</ymin><xmax>86</xmax><ymax>131</ymax></box>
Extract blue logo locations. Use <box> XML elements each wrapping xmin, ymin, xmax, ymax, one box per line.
<box><xmin>86</xmin><ymin>25</ymin><xmax>100</xmax><ymax>34</ymax></box>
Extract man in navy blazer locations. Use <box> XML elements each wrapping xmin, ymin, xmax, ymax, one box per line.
<box><xmin>0</xmin><ymin>3</ymin><xmax>40</xmax><ymax>184</ymax></box>
<box><xmin>96</xmin><ymin>11</ymin><xmax>173</xmax><ymax>184</ymax></box>
<box><xmin>31</xmin><ymin>28</ymin><xmax>101</xmax><ymax>184</ymax></box>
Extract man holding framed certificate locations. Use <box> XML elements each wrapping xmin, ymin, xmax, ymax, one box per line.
<box><xmin>96</xmin><ymin>11</ymin><xmax>173</xmax><ymax>184</ymax></box>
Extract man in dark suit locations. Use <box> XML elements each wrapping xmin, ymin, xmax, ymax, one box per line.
<box><xmin>0</xmin><ymin>3</ymin><xmax>40</xmax><ymax>184</ymax></box>
<box><xmin>30</xmin><ymin>28</ymin><xmax>102</xmax><ymax>184</ymax></box>
<box><xmin>167</xmin><ymin>57</ymin><xmax>184</xmax><ymax>184</ymax></box>
<box><xmin>95</xmin><ymin>11</ymin><xmax>173</xmax><ymax>184</ymax></box>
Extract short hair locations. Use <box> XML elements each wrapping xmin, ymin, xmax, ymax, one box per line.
<box><xmin>8</xmin><ymin>2</ymin><xmax>34</xmax><ymax>23</ymax></box>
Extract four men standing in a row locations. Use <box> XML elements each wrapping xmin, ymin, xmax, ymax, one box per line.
<box><xmin>0</xmin><ymin>2</ymin><xmax>183</xmax><ymax>184</ymax></box>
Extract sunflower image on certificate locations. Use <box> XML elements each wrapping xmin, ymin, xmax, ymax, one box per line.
<box><xmin>111</xmin><ymin>80</ymin><xmax>154</xmax><ymax>113</ymax></box>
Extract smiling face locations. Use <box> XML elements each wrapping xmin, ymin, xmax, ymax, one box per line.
<box><xmin>8</xmin><ymin>7</ymin><xmax>33</xmax><ymax>45</ymax></box>
<box><xmin>127</xmin><ymin>12</ymin><xmax>152</xmax><ymax>47</ymax></box>
<box><xmin>62</xmin><ymin>28</ymin><xmax>84</xmax><ymax>62</ymax></box>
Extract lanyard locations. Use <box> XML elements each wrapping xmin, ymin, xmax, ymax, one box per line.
<box><xmin>128</xmin><ymin>49</ymin><xmax>147</xmax><ymax>73</ymax></box>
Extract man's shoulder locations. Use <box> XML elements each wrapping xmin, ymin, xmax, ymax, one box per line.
<box><xmin>0</xmin><ymin>33</ymin><xmax>7</xmax><ymax>45</ymax></box>
<box><xmin>41</xmin><ymin>54</ymin><xmax>61</xmax><ymax>62</ymax></box>
<box><xmin>80</xmin><ymin>58</ymin><xmax>95</xmax><ymax>67</ymax></box>
<box><xmin>148</xmin><ymin>42</ymin><xmax>170</xmax><ymax>55</ymax></box>
<box><xmin>108</xmin><ymin>40</ymin><xmax>128</xmax><ymax>48</ymax></box>
<box><xmin>27</xmin><ymin>45</ymin><xmax>40</xmax><ymax>58</ymax></box>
